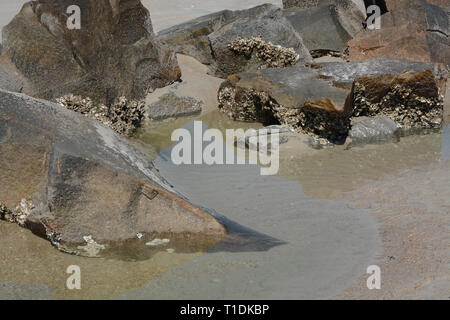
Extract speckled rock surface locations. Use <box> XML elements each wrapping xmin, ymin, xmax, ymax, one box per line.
<box><xmin>218</xmin><ymin>58</ymin><xmax>447</xmax><ymax>142</ymax></box>
<box><xmin>0</xmin><ymin>89</ymin><xmax>226</xmax><ymax>257</ymax></box>
<box><xmin>347</xmin><ymin>117</ymin><xmax>401</xmax><ymax>146</ymax></box>
<box><xmin>1</xmin><ymin>0</ymin><xmax>181</xmax><ymax>104</ymax></box>
<box><xmin>145</xmin><ymin>92</ymin><xmax>203</xmax><ymax>120</ymax></box>
<box><xmin>283</xmin><ymin>1</ymin><xmax>366</xmax><ymax>57</ymax></box>
<box><xmin>348</xmin><ymin>1</ymin><xmax>450</xmax><ymax>68</ymax></box>
<box><xmin>158</xmin><ymin>4</ymin><xmax>312</xmax><ymax>78</ymax></box>
<box><xmin>57</xmin><ymin>94</ymin><xmax>145</xmax><ymax>136</ymax></box>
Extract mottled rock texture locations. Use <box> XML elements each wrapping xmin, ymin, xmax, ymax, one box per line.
<box><xmin>283</xmin><ymin>2</ymin><xmax>366</xmax><ymax>57</ymax></box>
<box><xmin>158</xmin><ymin>4</ymin><xmax>312</xmax><ymax>78</ymax></box>
<box><xmin>283</xmin><ymin>0</ymin><xmax>366</xmax><ymax>13</ymax></box>
<box><xmin>0</xmin><ymin>89</ymin><xmax>226</xmax><ymax>256</ymax></box>
<box><xmin>1</xmin><ymin>0</ymin><xmax>181</xmax><ymax>104</ymax></box>
<box><xmin>347</xmin><ymin>117</ymin><xmax>401</xmax><ymax>146</ymax></box>
<box><xmin>348</xmin><ymin>0</ymin><xmax>450</xmax><ymax>67</ymax></box>
<box><xmin>145</xmin><ymin>92</ymin><xmax>203</xmax><ymax>120</ymax></box>
<box><xmin>218</xmin><ymin>58</ymin><xmax>447</xmax><ymax>142</ymax></box>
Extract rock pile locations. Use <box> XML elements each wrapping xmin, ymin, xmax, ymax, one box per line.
<box><xmin>158</xmin><ymin>4</ymin><xmax>312</xmax><ymax>78</ymax></box>
<box><xmin>228</xmin><ymin>37</ymin><xmax>300</xmax><ymax>68</ymax></box>
<box><xmin>218</xmin><ymin>58</ymin><xmax>447</xmax><ymax>143</ymax></box>
<box><xmin>57</xmin><ymin>95</ymin><xmax>145</xmax><ymax>136</ymax></box>
<box><xmin>158</xmin><ymin>1</ymin><xmax>367</xmax><ymax>69</ymax></box>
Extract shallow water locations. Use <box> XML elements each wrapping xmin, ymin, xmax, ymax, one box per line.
<box><xmin>115</xmin><ymin>121</ymin><xmax>448</xmax><ymax>299</ymax></box>
<box><xmin>1</xmin><ymin>0</ymin><xmax>449</xmax><ymax>300</ymax></box>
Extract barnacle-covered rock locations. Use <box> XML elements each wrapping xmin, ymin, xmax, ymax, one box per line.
<box><xmin>158</xmin><ymin>4</ymin><xmax>312</xmax><ymax>78</ymax></box>
<box><xmin>218</xmin><ymin>58</ymin><xmax>448</xmax><ymax>143</ymax></box>
<box><xmin>228</xmin><ymin>37</ymin><xmax>300</xmax><ymax>68</ymax></box>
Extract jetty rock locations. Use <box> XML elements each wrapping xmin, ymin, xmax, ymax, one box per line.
<box><xmin>0</xmin><ymin>89</ymin><xmax>226</xmax><ymax>257</ymax></box>
<box><xmin>282</xmin><ymin>0</ymin><xmax>367</xmax><ymax>57</ymax></box>
<box><xmin>158</xmin><ymin>4</ymin><xmax>312</xmax><ymax>78</ymax></box>
<box><xmin>218</xmin><ymin>58</ymin><xmax>447</xmax><ymax>143</ymax></box>
<box><xmin>348</xmin><ymin>0</ymin><xmax>450</xmax><ymax>68</ymax></box>
<box><xmin>0</xmin><ymin>0</ymin><xmax>181</xmax><ymax>104</ymax></box>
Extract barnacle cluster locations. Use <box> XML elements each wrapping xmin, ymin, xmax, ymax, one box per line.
<box><xmin>228</xmin><ymin>37</ymin><xmax>300</xmax><ymax>68</ymax></box>
<box><xmin>57</xmin><ymin>94</ymin><xmax>145</xmax><ymax>136</ymax></box>
<box><xmin>0</xmin><ymin>199</ymin><xmax>35</xmax><ymax>227</ymax></box>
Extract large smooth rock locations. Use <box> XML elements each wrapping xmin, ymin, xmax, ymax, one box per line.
<box><xmin>348</xmin><ymin>0</ymin><xmax>450</xmax><ymax>67</ymax></box>
<box><xmin>218</xmin><ymin>58</ymin><xmax>447</xmax><ymax>142</ymax></box>
<box><xmin>158</xmin><ymin>4</ymin><xmax>312</xmax><ymax>78</ymax></box>
<box><xmin>283</xmin><ymin>2</ymin><xmax>366</xmax><ymax>56</ymax></box>
<box><xmin>157</xmin><ymin>5</ymin><xmax>273</xmax><ymax>66</ymax></box>
<box><xmin>0</xmin><ymin>89</ymin><xmax>226</xmax><ymax>256</ymax></box>
<box><xmin>1</xmin><ymin>0</ymin><xmax>181</xmax><ymax>104</ymax></box>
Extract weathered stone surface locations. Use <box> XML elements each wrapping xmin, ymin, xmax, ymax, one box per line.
<box><xmin>347</xmin><ymin>117</ymin><xmax>401</xmax><ymax>146</ymax></box>
<box><xmin>145</xmin><ymin>92</ymin><xmax>203</xmax><ymax>120</ymax></box>
<box><xmin>350</xmin><ymin>69</ymin><xmax>445</xmax><ymax>128</ymax></box>
<box><xmin>385</xmin><ymin>0</ymin><xmax>449</xmax><ymax>11</ymax></box>
<box><xmin>208</xmin><ymin>5</ymin><xmax>312</xmax><ymax>77</ymax></box>
<box><xmin>218</xmin><ymin>66</ymin><xmax>353</xmax><ymax>142</ymax></box>
<box><xmin>0</xmin><ymin>54</ymin><xmax>27</xmax><ymax>93</ymax></box>
<box><xmin>0</xmin><ymin>89</ymin><xmax>226</xmax><ymax>256</ymax></box>
<box><xmin>1</xmin><ymin>0</ymin><xmax>181</xmax><ymax>104</ymax></box>
<box><xmin>348</xmin><ymin>0</ymin><xmax>450</xmax><ymax>67</ymax></box>
<box><xmin>283</xmin><ymin>1</ymin><xmax>366</xmax><ymax>56</ymax></box>
<box><xmin>157</xmin><ymin>4</ymin><xmax>280</xmax><ymax>65</ymax></box>
<box><xmin>158</xmin><ymin>4</ymin><xmax>312</xmax><ymax>78</ymax></box>
<box><xmin>218</xmin><ymin>58</ymin><xmax>447</xmax><ymax>142</ymax></box>
<box><xmin>316</xmin><ymin>58</ymin><xmax>448</xmax><ymax>90</ymax></box>
<box><xmin>283</xmin><ymin>0</ymin><xmax>366</xmax><ymax>11</ymax></box>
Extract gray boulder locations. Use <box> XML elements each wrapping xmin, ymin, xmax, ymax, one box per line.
<box><xmin>208</xmin><ymin>6</ymin><xmax>312</xmax><ymax>77</ymax></box>
<box><xmin>157</xmin><ymin>5</ymin><xmax>274</xmax><ymax>66</ymax></box>
<box><xmin>145</xmin><ymin>93</ymin><xmax>203</xmax><ymax>121</ymax></box>
<box><xmin>0</xmin><ymin>89</ymin><xmax>226</xmax><ymax>257</ymax></box>
<box><xmin>158</xmin><ymin>4</ymin><xmax>312</xmax><ymax>78</ymax></box>
<box><xmin>1</xmin><ymin>0</ymin><xmax>181</xmax><ymax>104</ymax></box>
<box><xmin>347</xmin><ymin>117</ymin><xmax>401</xmax><ymax>146</ymax></box>
<box><xmin>283</xmin><ymin>1</ymin><xmax>366</xmax><ymax>57</ymax></box>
